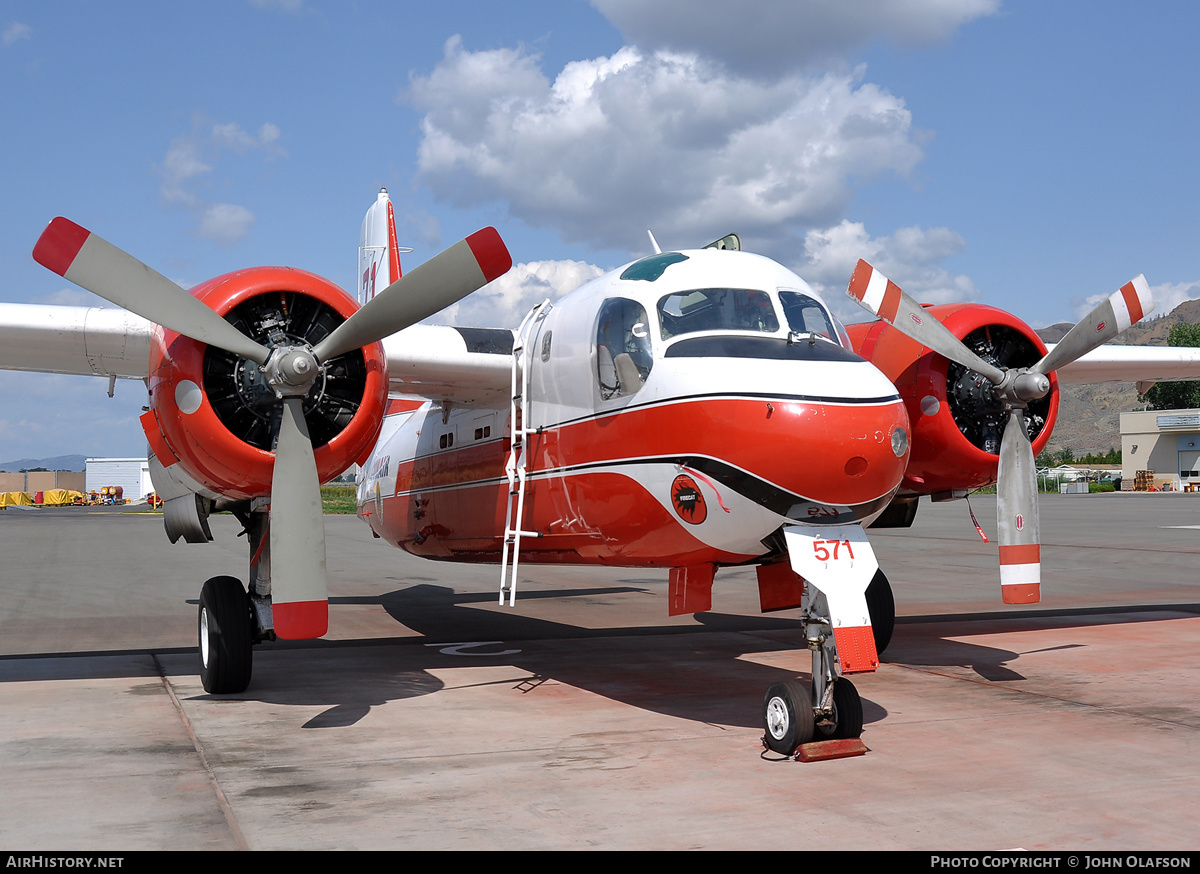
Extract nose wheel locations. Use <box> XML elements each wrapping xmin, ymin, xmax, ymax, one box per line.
<box><xmin>762</xmin><ymin>676</ymin><xmax>863</xmax><ymax>755</ymax></box>
<box><xmin>763</xmin><ymin>680</ymin><xmax>814</xmax><ymax>754</ymax></box>
<box><xmin>814</xmin><ymin>677</ymin><xmax>863</xmax><ymax>740</ymax></box>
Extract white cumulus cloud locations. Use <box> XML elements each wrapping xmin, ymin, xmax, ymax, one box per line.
<box><xmin>428</xmin><ymin>259</ymin><xmax>607</xmax><ymax>328</ymax></box>
<box><xmin>800</xmin><ymin>220</ymin><xmax>980</xmax><ymax>322</ymax></box>
<box><xmin>2</xmin><ymin>22</ymin><xmax>31</xmax><ymax>46</ymax></box>
<box><xmin>410</xmin><ymin>38</ymin><xmax>922</xmax><ymax>259</ymax></box>
<box><xmin>197</xmin><ymin>203</ymin><xmax>257</xmax><ymax>248</ymax></box>
<box><xmin>156</xmin><ymin>118</ymin><xmax>284</xmax><ymax>246</ymax></box>
<box><xmin>592</xmin><ymin>0</ymin><xmax>999</xmax><ymax>75</ymax></box>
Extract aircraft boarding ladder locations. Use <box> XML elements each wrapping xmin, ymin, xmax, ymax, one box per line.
<box><xmin>499</xmin><ymin>299</ymin><xmax>552</xmax><ymax>606</ymax></box>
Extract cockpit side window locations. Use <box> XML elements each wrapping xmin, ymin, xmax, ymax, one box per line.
<box><xmin>596</xmin><ymin>298</ymin><xmax>653</xmax><ymax>399</ymax></box>
<box><xmin>779</xmin><ymin>291</ymin><xmax>842</xmax><ymax>347</ymax></box>
<box><xmin>657</xmin><ymin>288</ymin><xmax>779</xmax><ymax>340</ymax></box>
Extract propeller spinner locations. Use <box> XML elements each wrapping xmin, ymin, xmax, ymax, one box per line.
<box><xmin>847</xmin><ymin>260</ymin><xmax>1152</xmax><ymax>604</ymax></box>
<box><xmin>33</xmin><ymin>217</ymin><xmax>512</xmax><ymax>638</ymax></box>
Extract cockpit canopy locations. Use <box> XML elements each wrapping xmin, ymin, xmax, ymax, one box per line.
<box><xmin>593</xmin><ymin>283</ymin><xmax>850</xmax><ymax>400</ymax></box>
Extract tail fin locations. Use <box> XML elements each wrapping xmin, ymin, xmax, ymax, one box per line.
<box><xmin>358</xmin><ymin>188</ymin><xmax>407</xmax><ymax>304</ymax></box>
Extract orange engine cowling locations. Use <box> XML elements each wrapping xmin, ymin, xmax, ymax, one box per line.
<box><xmin>846</xmin><ymin>303</ymin><xmax>1058</xmax><ymax>494</ymax></box>
<box><xmin>140</xmin><ymin>267</ymin><xmax>388</xmax><ymax>500</ymax></box>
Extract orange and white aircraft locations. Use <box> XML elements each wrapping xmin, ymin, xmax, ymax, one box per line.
<box><xmin>3</xmin><ymin>190</ymin><xmax>1200</xmax><ymax>755</ymax></box>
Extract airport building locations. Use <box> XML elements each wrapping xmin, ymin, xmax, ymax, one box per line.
<box><xmin>85</xmin><ymin>457</ymin><xmax>153</xmax><ymax>501</ymax></box>
<box><xmin>1120</xmin><ymin>408</ymin><xmax>1200</xmax><ymax>490</ymax></box>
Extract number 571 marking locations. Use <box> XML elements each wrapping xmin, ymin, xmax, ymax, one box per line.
<box><xmin>813</xmin><ymin>539</ymin><xmax>855</xmax><ymax>561</ymax></box>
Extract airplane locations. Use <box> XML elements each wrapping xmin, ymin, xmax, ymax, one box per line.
<box><xmin>3</xmin><ymin>189</ymin><xmax>1199</xmax><ymax>758</ymax></box>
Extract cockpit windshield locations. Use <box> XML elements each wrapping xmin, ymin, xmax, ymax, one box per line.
<box><xmin>779</xmin><ymin>291</ymin><xmax>842</xmax><ymax>346</ymax></box>
<box><xmin>657</xmin><ymin>288</ymin><xmax>779</xmax><ymax>340</ymax></box>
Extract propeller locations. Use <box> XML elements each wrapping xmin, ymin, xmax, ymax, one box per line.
<box><xmin>847</xmin><ymin>259</ymin><xmax>1152</xmax><ymax>604</ymax></box>
<box><xmin>33</xmin><ymin>217</ymin><xmax>512</xmax><ymax>637</ymax></box>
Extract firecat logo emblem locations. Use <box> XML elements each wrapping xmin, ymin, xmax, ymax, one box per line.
<box><xmin>1096</xmin><ymin>321</ymin><xmax>1106</xmax><ymax>332</ymax></box>
<box><xmin>670</xmin><ymin>474</ymin><xmax>707</xmax><ymax>524</ymax></box>
<box><xmin>1015</xmin><ymin>514</ymin><xmax>1024</xmax><ymax>530</ymax></box>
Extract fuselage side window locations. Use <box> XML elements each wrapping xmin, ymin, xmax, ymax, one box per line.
<box><xmin>596</xmin><ymin>298</ymin><xmax>653</xmax><ymax>399</ymax></box>
<box><xmin>779</xmin><ymin>291</ymin><xmax>841</xmax><ymax>346</ymax></box>
<box><xmin>657</xmin><ymin>288</ymin><xmax>779</xmax><ymax>340</ymax></box>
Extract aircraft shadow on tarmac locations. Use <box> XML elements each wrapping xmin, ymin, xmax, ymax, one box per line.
<box><xmin>5</xmin><ymin>584</ymin><xmax>1196</xmax><ymax>733</ymax></box>
<box><xmin>232</xmin><ymin>583</ymin><xmax>840</xmax><ymax>731</ymax></box>
<box><xmin>887</xmin><ymin>604</ymin><xmax>1200</xmax><ymax>682</ymax></box>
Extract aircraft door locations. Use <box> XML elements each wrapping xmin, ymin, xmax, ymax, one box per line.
<box><xmin>595</xmin><ymin>298</ymin><xmax>653</xmax><ymax>403</ymax></box>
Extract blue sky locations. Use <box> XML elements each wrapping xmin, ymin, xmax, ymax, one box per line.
<box><xmin>1</xmin><ymin>0</ymin><xmax>1198</xmax><ymax>461</ymax></box>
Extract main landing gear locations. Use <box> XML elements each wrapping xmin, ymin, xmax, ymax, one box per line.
<box><xmin>197</xmin><ymin>505</ymin><xmax>276</xmax><ymax>694</ymax></box>
<box><xmin>198</xmin><ymin>576</ymin><xmax>254</xmax><ymax>693</ymax></box>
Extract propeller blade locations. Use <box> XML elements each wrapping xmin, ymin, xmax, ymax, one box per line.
<box><xmin>1035</xmin><ymin>275</ymin><xmax>1153</xmax><ymax>375</ymax></box>
<box><xmin>313</xmin><ymin>227</ymin><xmax>511</xmax><ymax>362</ymax></box>
<box><xmin>269</xmin><ymin>396</ymin><xmax>329</xmax><ymax>639</ymax></box>
<box><xmin>846</xmin><ymin>260</ymin><xmax>1005</xmax><ymax>384</ymax></box>
<box><xmin>32</xmin><ymin>217</ymin><xmax>271</xmax><ymax>365</ymax></box>
<box><xmin>996</xmin><ymin>409</ymin><xmax>1040</xmax><ymax>604</ymax></box>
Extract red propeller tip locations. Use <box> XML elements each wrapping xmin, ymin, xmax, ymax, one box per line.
<box><xmin>1002</xmin><ymin>583</ymin><xmax>1041</xmax><ymax>604</ymax></box>
<box><xmin>847</xmin><ymin>259</ymin><xmax>874</xmax><ymax>301</ymax></box>
<box><xmin>466</xmin><ymin>227</ymin><xmax>512</xmax><ymax>284</ymax></box>
<box><xmin>32</xmin><ymin>217</ymin><xmax>90</xmax><ymax>277</ymax></box>
<box><xmin>273</xmin><ymin>599</ymin><xmax>329</xmax><ymax>640</ymax></box>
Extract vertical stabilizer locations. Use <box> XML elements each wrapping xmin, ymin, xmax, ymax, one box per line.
<box><xmin>358</xmin><ymin>188</ymin><xmax>405</xmax><ymax>305</ymax></box>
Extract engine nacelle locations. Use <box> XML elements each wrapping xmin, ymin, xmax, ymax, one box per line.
<box><xmin>847</xmin><ymin>303</ymin><xmax>1058</xmax><ymax>495</ymax></box>
<box><xmin>140</xmin><ymin>267</ymin><xmax>388</xmax><ymax>501</ymax></box>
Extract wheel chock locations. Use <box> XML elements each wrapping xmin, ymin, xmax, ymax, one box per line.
<box><xmin>793</xmin><ymin>738</ymin><xmax>869</xmax><ymax>762</ymax></box>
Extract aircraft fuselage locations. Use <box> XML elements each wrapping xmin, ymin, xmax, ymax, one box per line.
<box><xmin>359</xmin><ymin>248</ymin><xmax>911</xmax><ymax>569</ymax></box>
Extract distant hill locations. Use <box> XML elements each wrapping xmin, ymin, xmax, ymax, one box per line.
<box><xmin>1035</xmin><ymin>298</ymin><xmax>1200</xmax><ymax>456</ymax></box>
<box><xmin>0</xmin><ymin>454</ymin><xmax>88</xmax><ymax>472</ymax></box>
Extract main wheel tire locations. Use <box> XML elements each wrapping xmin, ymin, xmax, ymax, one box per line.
<box><xmin>866</xmin><ymin>568</ymin><xmax>895</xmax><ymax>655</ymax></box>
<box><xmin>198</xmin><ymin>575</ymin><xmax>253</xmax><ymax>694</ymax></box>
<box><xmin>815</xmin><ymin>678</ymin><xmax>864</xmax><ymax>740</ymax></box>
<box><xmin>763</xmin><ymin>679</ymin><xmax>814</xmax><ymax>754</ymax></box>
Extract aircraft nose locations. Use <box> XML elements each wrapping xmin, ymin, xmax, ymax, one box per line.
<box><xmin>766</xmin><ymin>397</ymin><xmax>911</xmax><ymax>508</ymax></box>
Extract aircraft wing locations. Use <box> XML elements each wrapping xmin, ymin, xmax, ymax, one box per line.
<box><xmin>383</xmin><ymin>324</ymin><xmax>513</xmax><ymax>405</ymax></box>
<box><xmin>1049</xmin><ymin>343</ymin><xmax>1200</xmax><ymax>386</ymax></box>
<box><xmin>0</xmin><ymin>302</ymin><xmax>514</xmax><ymax>405</ymax></box>
<box><xmin>0</xmin><ymin>304</ymin><xmax>152</xmax><ymax>379</ymax></box>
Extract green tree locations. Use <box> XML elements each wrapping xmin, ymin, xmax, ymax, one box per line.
<box><xmin>1140</xmin><ymin>322</ymin><xmax>1200</xmax><ymax>410</ymax></box>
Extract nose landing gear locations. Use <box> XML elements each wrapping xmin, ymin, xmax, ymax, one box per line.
<box><xmin>761</xmin><ymin>524</ymin><xmax>877</xmax><ymax>760</ymax></box>
<box><xmin>760</xmin><ymin>617</ymin><xmax>867</xmax><ymax>759</ymax></box>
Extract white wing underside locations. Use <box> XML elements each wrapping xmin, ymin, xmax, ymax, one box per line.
<box><xmin>1045</xmin><ymin>343</ymin><xmax>1200</xmax><ymax>385</ymax></box>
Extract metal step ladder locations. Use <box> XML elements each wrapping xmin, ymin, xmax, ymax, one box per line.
<box><xmin>499</xmin><ymin>299</ymin><xmax>551</xmax><ymax>606</ymax></box>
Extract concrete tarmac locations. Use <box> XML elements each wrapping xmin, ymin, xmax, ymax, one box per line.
<box><xmin>1</xmin><ymin>494</ymin><xmax>1199</xmax><ymax>850</ymax></box>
